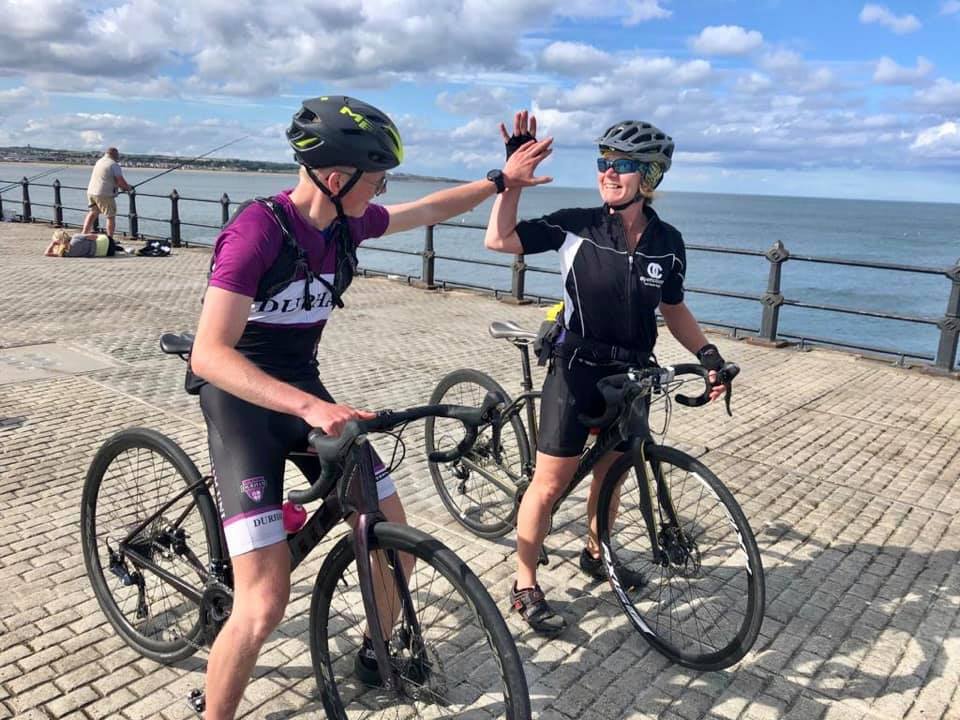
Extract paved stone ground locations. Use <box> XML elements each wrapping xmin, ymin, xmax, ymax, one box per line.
<box><xmin>1</xmin><ymin>222</ymin><xmax>959</xmax><ymax>720</ymax></box>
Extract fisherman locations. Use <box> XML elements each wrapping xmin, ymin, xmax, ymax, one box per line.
<box><xmin>81</xmin><ymin>147</ymin><xmax>131</xmax><ymax>237</ymax></box>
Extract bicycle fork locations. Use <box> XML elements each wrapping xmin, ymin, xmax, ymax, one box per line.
<box><xmin>354</xmin><ymin>515</ymin><xmax>424</xmax><ymax>694</ymax></box>
<box><xmin>630</xmin><ymin>442</ymin><xmax>673</xmax><ymax>568</ymax></box>
<box><xmin>631</xmin><ymin>442</ymin><xmax>691</xmax><ymax>571</ymax></box>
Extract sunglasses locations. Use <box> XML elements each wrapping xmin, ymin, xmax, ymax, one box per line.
<box><xmin>363</xmin><ymin>174</ymin><xmax>388</xmax><ymax>196</ymax></box>
<box><xmin>596</xmin><ymin>157</ymin><xmax>645</xmax><ymax>174</ymax></box>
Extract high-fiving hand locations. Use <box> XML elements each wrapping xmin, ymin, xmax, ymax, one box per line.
<box><xmin>500</xmin><ymin>110</ymin><xmax>553</xmax><ymax>190</ymax></box>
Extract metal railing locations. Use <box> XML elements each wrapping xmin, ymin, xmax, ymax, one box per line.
<box><xmin>2</xmin><ymin>174</ymin><xmax>957</xmax><ymax>373</ymax></box>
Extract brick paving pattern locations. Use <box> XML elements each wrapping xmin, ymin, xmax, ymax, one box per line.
<box><xmin>1</xmin><ymin>222</ymin><xmax>958</xmax><ymax>719</ymax></box>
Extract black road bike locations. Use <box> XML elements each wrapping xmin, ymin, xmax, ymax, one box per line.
<box><xmin>425</xmin><ymin>321</ymin><xmax>765</xmax><ymax>671</ymax></box>
<box><xmin>81</xmin><ymin>332</ymin><xmax>531</xmax><ymax>719</ymax></box>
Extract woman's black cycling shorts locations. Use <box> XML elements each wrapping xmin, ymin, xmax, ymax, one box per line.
<box><xmin>537</xmin><ymin>359</ymin><xmax>643</xmax><ymax>457</ymax></box>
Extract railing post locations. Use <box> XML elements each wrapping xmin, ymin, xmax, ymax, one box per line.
<box><xmin>169</xmin><ymin>189</ymin><xmax>181</xmax><ymax>247</ymax></box>
<box><xmin>758</xmin><ymin>240</ymin><xmax>788</xmax><ymax>344</ymax></box>
<box><xmin>220</xmin><ymin>193</ymin><xmax>231</xmax><ymax>227</ymax></box>
<box><xmin>417</xmin><ymin>224</ymin><xmax>436</xmax><ymax>289</ymax></box>
<box><xmin>128</xmin><ymin>187</ymin><xmax>139</xmax><ymax>238</ymax></box>
<box><xmin>21</xmin><ymin>177</ymin><xmax>32</xmax><ymax>222</ymax></box>
<box><xmin>504</xmin><ymin>253</ymin><xmax>531</xmax><ymax>304</ymax></box>
<box><xmin>53</xmin><ymin>180</ymin><xmax>63</xmax><ymax>227</ymax></box>
<box><xmin>934</xmin><ymin>259</ymin><xmax>960</xmax><ymax>372</ymax></box>
<box><xmin>0</xmin><ymin>191</ymin><xmax>4</xmax><ymax>221</ymax></box>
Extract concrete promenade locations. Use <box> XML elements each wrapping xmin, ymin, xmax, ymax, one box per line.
<box><xmin>1</xmin><ymin>222</ymin><xmax>958</xmax><ymax>720</ymax></box>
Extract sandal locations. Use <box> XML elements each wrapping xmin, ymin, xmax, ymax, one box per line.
<box><xmin>510</xmin><ymin>582</ymin><xmax>567</xmax><ymax>635</ymax></box>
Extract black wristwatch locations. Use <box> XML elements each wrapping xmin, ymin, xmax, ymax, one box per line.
<box><xmin>486</xmin><ymin>169</ymin><xmax>506</xmax><ymax>194</ymax></box>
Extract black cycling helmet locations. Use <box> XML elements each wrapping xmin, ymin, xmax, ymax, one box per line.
<box><xmin>286</xmin><ymin>96</ymin><xmax>404</xmax><ymax>171</ymax></box>
<box><xmin>597</xmin><ymin>120</ymin><xmax>674</xmax><ymax>172</ymax></box>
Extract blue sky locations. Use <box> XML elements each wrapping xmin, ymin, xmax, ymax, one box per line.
<box><xmin>1</xmin><ymin>0</ymin><xmax>958</xmax><ymax>201</ymax></box>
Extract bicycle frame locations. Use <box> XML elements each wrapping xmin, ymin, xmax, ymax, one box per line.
<box><xmin>117</xmin><ymin>436</ymin><xmax>419</xmax><ymax>692</ymax></box>
<box><xmin>502</xmin><ymin>338</ymin><xmax>682</xmax><ymax>568</ymax></box>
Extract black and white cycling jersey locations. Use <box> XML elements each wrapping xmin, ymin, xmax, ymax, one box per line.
<box><xmin>516</xmin><ymin>204</ymin><xmax>686</xmax><ymax>354</ymax></box>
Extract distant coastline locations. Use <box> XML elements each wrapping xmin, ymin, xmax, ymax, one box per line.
<box><xmin>0</xmin><ymin>146</ymin><xmax>465</xmax><ymax>184</ymax></box>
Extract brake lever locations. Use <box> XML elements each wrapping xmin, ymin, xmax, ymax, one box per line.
<box><xmin>718</xmin><ymin>364</ymin><xmax>739</xmax><ymax>417</ymax></box>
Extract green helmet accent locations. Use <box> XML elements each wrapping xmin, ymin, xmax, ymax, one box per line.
<box><xmin>286</xmin><ymin>96</ymin><xmax>404</xmax><ymax>170</ymax></box>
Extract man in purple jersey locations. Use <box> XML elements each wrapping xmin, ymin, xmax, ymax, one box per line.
<box><xmin>188</xmin><ymin>96</ymin><xmax>552</xmax><ymax>719</ymax></box>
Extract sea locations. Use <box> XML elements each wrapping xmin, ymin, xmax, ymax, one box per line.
<box><xmin>2</xmin><ymin>162</ymin><xmax>958</xmax><ymax>365</ymax></box>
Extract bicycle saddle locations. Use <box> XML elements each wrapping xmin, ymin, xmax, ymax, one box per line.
<box><xmin>488</xmin><ymin>321</ymin><xmax>537</xmax><ymax>341</ymax></box>
<box><xmin>160</xmin><ymin>332</ymin><xmax>195</xmax><ymax>355</ymax></box>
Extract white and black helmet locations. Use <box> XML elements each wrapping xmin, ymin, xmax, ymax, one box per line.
<box><xmin>597</xmin><ymin>121</ymin><xmax>674</xmax><ymax>171</ymax></box>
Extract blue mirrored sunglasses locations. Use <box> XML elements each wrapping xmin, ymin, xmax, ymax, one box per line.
<box><xmin>597</xmin><ymin>157</ymin><xmax>644</xmax><ymax>174</ymax></box>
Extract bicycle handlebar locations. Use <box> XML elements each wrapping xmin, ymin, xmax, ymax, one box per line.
<box><xmin>576</xmin><ymin>362</ymin><xmax>740</xmax><ymax>429</ymax></box>
<box><xmin>288</xmin><ymin>392</ymin><xmax>504</xmax><ymax>505</ymax></box>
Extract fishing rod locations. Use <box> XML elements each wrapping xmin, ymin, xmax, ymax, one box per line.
<box><xmin>0</xmin><ymin>165</ymin><xmax>71</xmax><ymax>194</ymax></box>
<box><xmin>132</xmin><ymin>135</ymin><xmax>250</xmax><ymax>189</ymax></box>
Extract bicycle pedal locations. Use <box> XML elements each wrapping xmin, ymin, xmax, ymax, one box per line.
<box><xmin>187</xmin><ymin>688</ymin><xmax>205</xmax><ymax>715</ymax></box>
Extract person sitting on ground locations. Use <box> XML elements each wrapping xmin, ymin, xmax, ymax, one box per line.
<box><xmin>81</xmin><ymin>147</ymin><xmax>131</xmax><ymax>237</ymax></box>
<box><xmin>44</xmin><ymin>229</ymin><xmax>121</xmax><ymax>257</ymax></box>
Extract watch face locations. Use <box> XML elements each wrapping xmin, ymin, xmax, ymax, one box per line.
<box><xmin>487</xmin><ymin>169</ymin><xmax>501</xmax><ymax>181</ymax></box>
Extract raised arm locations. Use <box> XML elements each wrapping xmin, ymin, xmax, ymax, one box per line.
<box><xmin>382</xmin><ymin>112</ymin><xmax>552</xmax><ymax>236</ymax></box>
<box><xmin>485</xmin><ymin>111</ymin><xmax>544</xmax><ymax>254</ymax></box>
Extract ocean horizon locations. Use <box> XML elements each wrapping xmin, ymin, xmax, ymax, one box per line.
<box><xmin>2</xmin><ymin>162</ymin><xmax>957</xmax><ymax>366</ymax></box>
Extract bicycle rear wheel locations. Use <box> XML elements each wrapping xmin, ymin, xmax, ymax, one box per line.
<box><xmin>425</xmin><ymin>369</ymin><xmax>529</xmax><ymax>539</ymax></box>
<box><xmin>597</xmin><ymin>444</ymin><xmax>765</xmax><ymax>670</ymax></box>
<box><xmin>311</xmin><ymin>522</ymin><xmax>530</xmax><ymax>719</ymax></box>
<box><xmin>81</xmin><ymin>428</ymin><xmax>222</xmax><ymax>663</ymax></box>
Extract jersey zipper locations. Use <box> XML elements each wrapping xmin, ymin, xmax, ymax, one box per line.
<box><xmin>612</xmin><ymin>213</ymin><xmax>635</xmax><ymax>348</ymax></box>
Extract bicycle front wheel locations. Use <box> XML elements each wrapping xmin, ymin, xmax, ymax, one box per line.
<box><xmin>81</xmin><ymin>428</ymin><xmax>222</xmax><ymax>663</ymax></box>
<box><xmin>310</xmin><ymin>522</ymin><xmax>530</xmax><ymax>719</ymax></box>
<box><xmin>425</xmin><ymin>369</ymin><xmax>530</xmax><ymax>539</ymax></box>
<box><xmin>597</xmin><ymin>444</ymin><xmax>765</xmax><ymax>670</ymax></box>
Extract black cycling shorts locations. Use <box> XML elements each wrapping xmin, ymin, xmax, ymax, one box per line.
<box><xmin>537</xmin><ymin>359</ymin><xmax>642</xmax><ymax>457</ymax></box>
<box><xmin>200</xmin><ymin>378</ymin><xmax>397</xmax><ymax>557</ymax></box>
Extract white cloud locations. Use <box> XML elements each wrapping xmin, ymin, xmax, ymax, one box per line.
<box><xmin>436</xmin><ymin>87</ymin><xmax>514</xmax><ymax>116</ymax></box>
<box><xmin>873</xmin><ymin>56</ymin><xmax>934</xmax><ymax>85</ymax></box>
<box><xmin>690</xmin><ymin>25</ymin><xmax>764</xmax><ymax>56</ymax></box>
<box><xmin>941</xmin><ymin>1</ymin><xmax>960</xmax><ymax>15</ymax></box>
<box><xmin>859</xmin><ymin>4</ymin><xmax>921</xmax><ymax>34</ymax></box>
<box><xmin>0</xmin><ymin>87</ymin><xmax>36</xmax><ymax>113</ymax></box>
<box><xmin>675</xmin><ymin>151</ymin><xmax>721</xmax><ymax>164</ymax></box>
<box><xmin>910</xmin><ymin>121</ymin><xmax>960</xmax><ymax>158</ymax></box>
<box><xmin>735</xmin><ymin>72</ymin><xmax>773</xmax><ymax>94</ymax></box>
<box><xmin>624</xmin><ymin>0</ymin><xmax>671</xmax><ymax>24</ymax></box>
<box><xmin>539</xmin><ymin>42</ymin><xmax>613</xmax><ymax>76</ymax></box>
<box><xmin>915</xmin><ymin>78</ymin><xmax>960</xmax><ymax>113</ymax></box>
<box><xmin>759</xmin><ymin>49</ymin><xmax>803</xmax><ymax>73</ymax></box>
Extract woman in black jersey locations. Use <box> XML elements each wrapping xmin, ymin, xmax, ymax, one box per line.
<box><xmin>485</xmin><ymin>111</ymin><xmax>729</xmax><ymax>635</ymax></box>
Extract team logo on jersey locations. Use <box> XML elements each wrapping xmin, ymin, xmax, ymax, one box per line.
<box><xmin>647</xmin><ymin>262</ymin><xmax>663</xmax><ymax>280</ymax></box>
<box><xmin>240</xmin><ymin>476</ymin><xmax>267</xmax><ymax>503</ymax></box>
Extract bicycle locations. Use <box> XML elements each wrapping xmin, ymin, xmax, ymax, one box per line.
<box><xmin>424</xmin><ymin>321</ymin><xmax>765</xmax><ymax>671</ymax></box>
<box><xmin>81</xmin><ymin>332</ymin><xmax>531</xmax><ymax>719</ymax></box>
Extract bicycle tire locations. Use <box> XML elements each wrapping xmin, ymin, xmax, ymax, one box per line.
<box><xmin>310</xmin><ymin>522</ymin><xmax>531</xmax><ymax>719</ymax></box>
<box><xmin>81</xmin><ymin>428</ymin><xmax>223</xmax><ymax>663</ymax></box>
<box><xmin>597</xmin><ymin>444</ymin><xmax>765</xmax><ymax>671</ymax></box>
<box><xmin>425</xmin><ymin>369</ymin><xmax>530</xmax><ymax>539</ymax></box>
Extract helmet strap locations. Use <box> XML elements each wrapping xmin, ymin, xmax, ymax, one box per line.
<box><xmin>608</xmin><ymin>192</ymin><xmax>644</xmax><ymax>212</ymax></box>
<box><xmin>303</xmin><ymin>165</ymin><xmax>363</xmax><ymax>219</ymax></box>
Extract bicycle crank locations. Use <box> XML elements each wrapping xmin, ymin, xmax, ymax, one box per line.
<box><xmin>200</xmin><ymin>581</ymin><xmax>234</xmax><ymax>644</ymax></box>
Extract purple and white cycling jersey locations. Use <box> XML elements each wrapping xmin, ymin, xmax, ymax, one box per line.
<box><xmin>200</xmin><ymin>191</ymin><xmax>396</xmax><ymax>557</ymax></box>
<box><xmin>208</xmin><ymin>190</ymin><xmax>389</xmax><ymax>380</ymax></box>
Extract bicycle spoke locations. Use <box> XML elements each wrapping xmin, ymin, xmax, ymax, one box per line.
<box><xmin>600</xmin><ymin>445</ymin><xmax>762</xmax><ymax>669</ymax></box>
